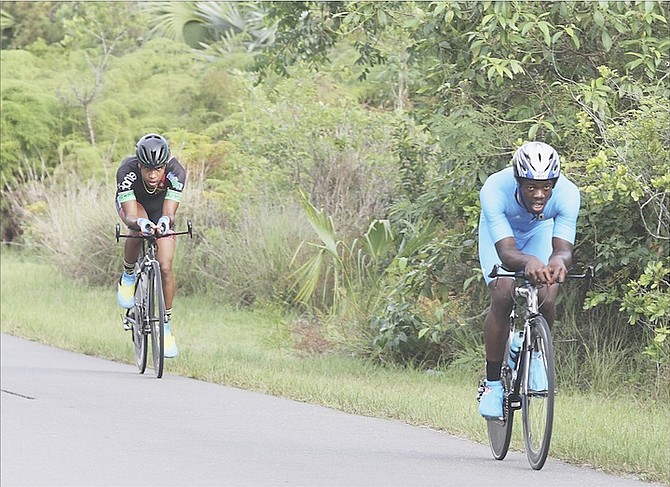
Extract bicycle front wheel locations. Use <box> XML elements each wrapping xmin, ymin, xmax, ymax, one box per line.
<box><xmin>148</xmin><ymin>261</ymin><xmax>165</xmax><ymax>378</ymax></box>
<box><xmin>522</xmin><ymin>315</ymin><xmax>555</xmax><ymax>470</ymax></box>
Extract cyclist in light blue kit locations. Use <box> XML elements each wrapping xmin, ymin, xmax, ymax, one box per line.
<box><xmin>477</xmin><ymin>142</ymin><xmax>580</xmax><ymax>420</ymax></box>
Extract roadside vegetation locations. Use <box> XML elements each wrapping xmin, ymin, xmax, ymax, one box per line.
<box><xmin>1</xmin><ymin>1</ymin><xmax>668</xmax><ymax>482</ymax></box>
<box><xmin>2</xmin><ymin>251</ymin><xmax>668</xmax><ymax>484</ymax></box>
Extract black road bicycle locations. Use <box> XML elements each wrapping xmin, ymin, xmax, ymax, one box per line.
<box><xmin>478</xmin><ymin>264</ymin><xmax>594</xmax><ymax>470</ymax></box>
<box><xmin>116</xmin><ymin>220</ymin><xmax>192</xmax><ymax>378</ymax></box>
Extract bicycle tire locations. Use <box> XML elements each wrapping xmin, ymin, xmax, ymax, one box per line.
<box><xmin>522</xmin><ymin>315</ymin><xmax>555</xmax><ymax>470</ymax></box>
<box><xmin>148</xmin><ymin>261</ymin><xmax>165</xmax><ymax>378</ymax></box>
<box><xmin>132</xmin><ymin>274</ymin><xmax>148</xmax><ymax>374</ymax></box>
<box><xmin>487</xmin><ymin>363</ymin><xmax>514</xmax><ymax>460</ymax></box>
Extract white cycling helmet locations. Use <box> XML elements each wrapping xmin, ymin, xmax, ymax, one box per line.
<box><xmin>512</xmin><ymin>141</ymin><xmax>560</xmax><ymax>180</ymax></box>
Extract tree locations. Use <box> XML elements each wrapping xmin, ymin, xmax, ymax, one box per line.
<box><xmin>55</xmin><ymin>2</ymin><xmax>146</xmax><ymax>146</ymax></box>
<box><xmin>0</xmin><ymin>50</ymin><xmax>59</xmax><ymax>186</ymax></box>
<box><xmin>250</xmin><ymin>1</ymin><xmax>670</xmax><ymax>377</ymax></box>
<box><xmin>0</xmin><ymin>2</ymin><xmax>65</xmax><ymax>49</ymax></box>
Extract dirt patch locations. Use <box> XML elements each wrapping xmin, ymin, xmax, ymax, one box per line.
<box><xmin>290</xmin><ymin>317</ymin><xmax>334</xmax><ymax>356</ymax></box>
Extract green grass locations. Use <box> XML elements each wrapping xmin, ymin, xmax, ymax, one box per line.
<box><xmin>1</xmin><ymin>251</ymin><xmax>668</xmax><ymax>485</ymax></box>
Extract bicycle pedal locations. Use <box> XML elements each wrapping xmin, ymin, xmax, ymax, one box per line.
<box><xmin>507</xmin><ymin>394</ymin><xmax>522</xmax><ymax>410</ymax></box>
<box><xmin>122</xmin><ymin>309</ymin><xmax>136</xmax><ymax>331</ymax></box>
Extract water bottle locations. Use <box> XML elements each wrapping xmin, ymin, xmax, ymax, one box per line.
<box><xmin>508</xmin><ymin>330</ymin><xmax>523</xmax><ymax>369</ymax></box>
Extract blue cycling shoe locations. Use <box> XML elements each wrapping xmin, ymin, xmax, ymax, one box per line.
<box><xmin>529</xmin><ymin>351</ymin><xmax>548</xmax><ymax>392</ymax></box>
<box><xmin>117</xmin><ymin>272</ymin><xmax>137</xmax><ymax>309</ymax></box>
<box><xmin>478</xmin><ymin>380</ymin><xmax>504</xmax><ymax>420</ymax></box>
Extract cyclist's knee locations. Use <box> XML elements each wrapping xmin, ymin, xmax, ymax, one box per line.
<box><xmin>541</xmin><ymin>298</ymin><xmax>556</xmax><ymax>311</ymax></box>
<box><xmin>124</xmin><ymin>239</ymin><xmax>141</xmax><ymax>261</ymax></box>
<box><xmin>488</xmin><ymin>279</ymin><xmax>514</xmax><ymax>316</ymax></box>
<box><xmin>489</xmin><ymin>279</ymin><xmax>514</xmax><ymax>301</ymax></box>
<box><xmin>540</xmin><ymin>283</ymin><xmax>559</xmax><ymax>307</ymax></box>
<box><xmin>124</xmin><ymin>237</ymin><xmax>141</xmax><ymax>251</ymax></box>
<box><xmin>159</xmin><ymin>261</ymin><xmax>173</xmax><ymax>275</ymax></box>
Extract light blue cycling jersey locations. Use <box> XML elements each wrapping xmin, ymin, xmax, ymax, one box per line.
<box><xmin>478</xmin><ymin>167</ymin><xmax>580</xmax><ymax>284</ymax></box>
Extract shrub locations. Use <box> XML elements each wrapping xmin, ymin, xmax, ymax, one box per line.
<box><xmin>9</xmin><ymin>177</ymin><xmax>120</xmax><ymax>286</ymax></box>
<box><xmin>178</xmin><ymin>194</ymin><xmax>314</xmax><ymax>307</ymax></box>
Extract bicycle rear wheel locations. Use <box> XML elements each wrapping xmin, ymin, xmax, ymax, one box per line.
<box><xmin>522</xmin><ymin>315</ymin><xmax>555</xmax><ymax>470</ymax></box>
<box><xmin>131</xmin><ymin>276</ymin><xmax>147</xmax><ymax>373</ymax></box>
<box><xmin>487</xmin><ymin>363</ymin><xmax>514</xmax><ymax>460</ymax></box>
<box><xmin>148</xmin><ymin>261</ymin><xmax>165</xmax><ymax>378</ymax></box>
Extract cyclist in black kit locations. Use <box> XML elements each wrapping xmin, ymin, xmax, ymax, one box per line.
<box><xmin>115</xmin><ymin>133</ymin><xmax>186</xmax><ymax>358</ymax></box>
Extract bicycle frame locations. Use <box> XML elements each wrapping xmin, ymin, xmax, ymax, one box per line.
<box><xmin>511</xmin><ymin>282</ymin><xmax>540</xmax><ymax>401</ymax></box>
<box><xmin>135</xmin><ymin>238</ymin><xmax>160</xmax><ymax>333</ymax></box>
<box><xmin>493</xmin><ymin>264</ymin><xmax>594</xmax><ymax>392</ymax></box>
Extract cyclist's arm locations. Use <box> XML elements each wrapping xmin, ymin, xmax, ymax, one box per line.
<box><xmin>160</xmin><ymin>199</ymin><xmax>179</xmax><ymax>228</ymax></box>
<box><xmin>547</xmin><ymin>237</ymin><xmax>573</xmax><ymax>283</ymax></box>
<box><xmin>495</xmin><ymin>237</ymin><xmax>573</xmax><ymax>284</ymax></box>
<box><xmin>494</xmin><ymin>237</ymin><xmax>548</xmax><ymax>283</ymax></box>
<box><xmin>117</xmin><ymin>159</ymin><xmax>150</xmax><ymax>233</ymax></box>
<box><xmin>120</xmin><ymin>200</ymin><xmax>151</xmax><ymax>232</ymax></box>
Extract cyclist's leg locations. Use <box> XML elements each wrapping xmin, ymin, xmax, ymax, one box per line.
<box><xmin>478</xmin><ymin>221</ymin><xmax>515</xmax><ymax>419</ymax></box>
<box><xmin>480</xmin><ymin>282</ymin><xmax>515</xmax><ymax>419</ymax></box>
<box><xmin>156</xmin><ymin>235</ymin><xmax>176</xmax><ymax>310</ymax></box>
<box><xmin>116</xmin><ymin>201</ymin><xmax>147</xmax><ymax>308</ymax></box>
<box><xmin>538</xmin><ymin>285</ymin><xmax>559</xmax><ymax>326</ymax></box>
<box><xmin>156</xmin><ymin>235</ymin><xmax>178</xmax><ymax>358</ymax></box>
<box><xmin>484</xmin><ymin>279</ymin><xmax>515</xmax><ymax>366</ymax></box>
<box><xmin>479</xmin><ymin>220</ymin><xmax>515</xmax><ymax>376</ymax></box>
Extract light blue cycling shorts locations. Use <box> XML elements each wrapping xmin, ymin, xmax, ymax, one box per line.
<box><xmin>478</xmin><ymin>218</ymin><xmax>553</xmax><ymax>285</ymax></box>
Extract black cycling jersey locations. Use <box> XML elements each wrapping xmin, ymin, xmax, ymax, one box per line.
<box><xmin>115</xmin><ymin>156</ymin><xmax>186</xmax><ymax>223</ymax></box>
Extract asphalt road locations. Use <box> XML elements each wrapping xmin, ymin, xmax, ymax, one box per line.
<box><xmin>1</xmin><ymin>333</ymin><xmax>661</xmax><ymax>487</ymax></box>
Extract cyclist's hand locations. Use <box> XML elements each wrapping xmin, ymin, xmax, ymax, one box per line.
<box><xmin>524</xmin><ymin>257</ymin><xmax>552</xmax><ymax>285</ymax></box>
<box><xmin>157</xmin><ymin>216</ymin><xmax>171</xmax><ymax>236</ymax></box>
<box><xmin>547</xmin><ymin>258</ymin><xmax>568</xmax><ymax>284</ymax></box>
<box><xmin>137</xmin><ymin>217</ymin><xmax>154</xmax><ymax>236</ymax></box>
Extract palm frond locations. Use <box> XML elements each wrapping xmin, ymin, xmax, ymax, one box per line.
<box><xmin>297</xmin><ymin>189</ymin><xmax>340</xmax><ymax>260</ymax></box>
<box><xmin>364</xmin><ymin>219</ymin><xmax>394</xmax><ymax>263</ymax></box>
<box><xmin>143</xmin><ymin>1</ymin><xmax>275</xmax><ymax>53</ymax></box>
<box><xmin>143</xmin><ymin>1</ymin><xmax>201</xmax><ymax>43</ymax></box>
<box><xmin>194</xmin><ymin>1</ymin><xmax>245</xmax><ymax>34</ymax></box>
<box><xmin>1</xmin><ymin>8</ymin><xmax>16</xmax><ymax>32</ymax></box>
<box><xmin>288</xmin><ymin>247</ymin><xmax>325</xmax><ymax>304</ymax></box>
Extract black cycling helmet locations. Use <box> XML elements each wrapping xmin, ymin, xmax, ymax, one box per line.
<box><xmin>513</xmin><ymin>141</ymin><xmax>560</xmax><ymax>181</ymax></box>
<box><xmin>136</xmin><ymin>133</ymin><xmax>170</xmax><ymax>168</ymax></box>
